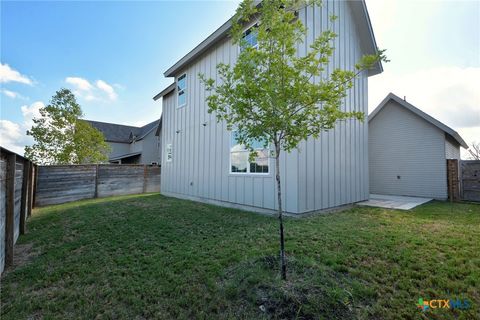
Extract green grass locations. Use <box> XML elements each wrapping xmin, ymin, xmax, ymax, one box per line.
<box><xmin>1</xmin><ymin>194</ymin><xmax>479</xmax><ymax>319</ymax></box>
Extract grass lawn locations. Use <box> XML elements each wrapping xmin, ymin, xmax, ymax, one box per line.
<box><xmin>1</xmin><ymin>194</ymin><xmax>479</xmax><ymax>319</ymax></box>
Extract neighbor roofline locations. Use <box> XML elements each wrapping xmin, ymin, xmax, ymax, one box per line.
<box><xmin>137</xmin><ymin>118</ymin><xmax>161</xmax><ymax>141</ymax></box>
<box><xmin>163</xmin><ymin>18</ymin><xmax>233</xmax><ymax>78</ymax></box>
<box><xmin>109</xmin><ymin>151</ymin><xmax>142</xmax><ymax>161</ymax></box>
<box><xmin>369</xmin><ymin>93</ymin><xmax>468</xmax><ymax>149</ymax></box>
<box><xmin>85</xmin><ymin>119</ymin><xmax>139</xmax><ymax>129</ymax></box>
<box><xmin>153</xmin><ymin>83</ymin><xmax>176</xmax><ymax>101</ymax></box>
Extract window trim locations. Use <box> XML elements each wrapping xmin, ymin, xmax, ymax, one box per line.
<box><xmin>239</xmin><ymin>22</ymin><xmax>259</xmax><ymax>52</ymax></box>
<box><xmin>229</xmin><ymin>131</ymin><xmax>271</xmax><ymax>176</ymax></box>
<box><xmin>177</xmin><ymin>73</ymin><xmax>187</xmax><ymax>108</ymax></box>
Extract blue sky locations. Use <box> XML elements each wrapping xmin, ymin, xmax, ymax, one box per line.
<box><xmin>1</xmin><ymin>0</ymin><xmax>479</xmax><ymax>156</ymax></box>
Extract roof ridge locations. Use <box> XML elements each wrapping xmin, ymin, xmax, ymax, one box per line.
<box><xmin>369</xmin><ymin>93</ymin><xmax>468</xmax><ymax>149</ymax></box>
<box><xmin>85</xmin><ymin>119</ymin><xmax>142</xmax><ymax>129</ymax></box>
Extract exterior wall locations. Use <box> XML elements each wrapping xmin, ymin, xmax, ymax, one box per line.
<box><xmin>445</xmin><ymin>135</ymin><xmax>460</xmax><ymax>160</ymax></box>
<box><xmin>129</xmin><ymin>139</ymin><xmax>143</xmax><ymax>154</ymax></box>
<box><xmin>136</xmin><ymin>130</ymin><xmax>161</xmax><ymax>165</ymax></box>
<box><xmin>106</xmin><ymin>130</ymin><xmax>161</xmax><ymax>165</ymax></box>
<box><xmin>108</xmin><ymin>142</ymin><xmax>130</xmax><ymax>158</ymax></box>
<box><xmin>161</xmin><ymin>0</ymin><xmax>369</xmax><ymax>214</ymax></box>
<box><xmin>369</xmin><ymin>100</ymin><xmax>448</xmax><ymax>199</ymax></box>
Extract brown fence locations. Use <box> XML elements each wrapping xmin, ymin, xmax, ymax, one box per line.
<box><xmin>461</xmin><ymin>160</ymin><xmax>480</xmax><ymax>202</ymax></box>
<box><xmin>0</xmin><ymin>147</ymin><xmax>36</xmax><ymax>275</ymax></box>
<box><xmin>35</xmin><ymin>164</ymin><xmax>160</xmax><ymax>207</ymax></box>
<box><xmin>447</xmin><ymin>159</ymin><xmax>460</xmax><ymax>201</ymax></box>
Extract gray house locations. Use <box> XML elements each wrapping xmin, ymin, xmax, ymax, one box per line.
<box><xmin>368</xmin><ymin>93</ymin><xmax>468</xmax><ymax>199</ymax></box>
<box><xmin>154</xmin><ymin>0</ymin><xmax>383</xmax><ymax>214</ymax></box>
<box><xmin>87</xmin><ymin>119</ymin><xmax>162</xmax><ymax>165</ymax></box>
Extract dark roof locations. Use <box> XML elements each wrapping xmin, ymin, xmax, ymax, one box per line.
<box><xmin>86</xmin><ymin>119</ymin><xmax>160</xmax><ymax>143</ymax></box>
<box><xmin>369</xmin><ymin>93</ymin><xmax>468</xmax><ymax>149</ymax></box>
<box><xmin>163</xmin><ymin>0</ymin><xmax>382</xmax><ymax>78</ymax></box>
<box><xmin>109</xmin><ymin>151</ymin><xmax>142</xmax><ymax>161</ymax></box>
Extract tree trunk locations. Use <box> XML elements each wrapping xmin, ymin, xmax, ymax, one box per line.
<box><xmin>275</xmin><ymin>143</ymin><xmax>287</xmax><ymax>280</ymax></box>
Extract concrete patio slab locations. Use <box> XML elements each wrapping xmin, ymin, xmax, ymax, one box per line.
<box><xmin>358</xmin><ymin>194</ymin><xmax>433</xmax><ymax>210</ymax></box>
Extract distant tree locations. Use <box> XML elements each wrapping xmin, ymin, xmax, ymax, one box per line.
<box><xmin>25</xmin><ymin>88</ymin><xmax>110</xmax><ymax>164</ymax></box>
<box><xmin>467</xmin><ymin>141</ymin><xmax>480</xmax><ymax>160</ymax></box>
<box><xmin>200</xmin><ymin>0</ymin><xmax>387</xmax><ymax>280</ymax></box>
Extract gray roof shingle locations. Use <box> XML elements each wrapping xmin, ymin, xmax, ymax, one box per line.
<box><xmin>85</xmin><ymin>119</ymin><xmax>160</xmax><ymax>143</ymax></box>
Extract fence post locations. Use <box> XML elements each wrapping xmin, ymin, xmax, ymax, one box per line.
<box><xmin>95</xmin><ymin>164</ymin><xmax>99</xmax><ymax>198</ymax></box>
<box><xmin>27</xmin><ymin>162</ymin><xmax>34</xmax><ymax>217</ymax></box>
<box><xmin>143</xmin><ymin>165</ymin><xmax>147</xmax><ymax>193</ymax></box>
<box><xmin>20</xmin><ymin>160</ymin><xmax>29</xmax><ymax>235</ymax></box>
<box><xmin>5</xmin><ymin>153</ymin><xmax>16</xmax><ymax>267</ymax></box>
<box><xmin>32</xmin><ymin>164</ymin><xmax>38</xmax><ymax>208</ymax></box>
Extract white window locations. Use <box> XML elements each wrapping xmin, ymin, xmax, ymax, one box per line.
<box><xmin>230</xmin><ymin>132</ymin><xmax>269</xmax><ymax>174</ymax></box>
<box><xmin>166</xmin><ymin>144</ymin><xmax>173</xmax><ymax>162</ymax></box>
<box><xmin>177</xmin><ymin>74</ymin><xmax>187</xmax><ymax>107</ymax></box>
<box><xmin>241</xmin><ymin>24</ymin><xmax>258</xmax><ymax>51</ymax></box>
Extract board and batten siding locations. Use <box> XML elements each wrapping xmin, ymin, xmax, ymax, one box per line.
<box><xmin>369</xmin><ymin>100</ymin><xmax>448</xmax><ymax>199</ymax></box>
<box><xmin>161</xmin><ymin>0</ymin><xmax>369</xmax><ymax>214</ymax></box>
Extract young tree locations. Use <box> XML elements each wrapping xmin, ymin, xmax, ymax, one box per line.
<box><xmin>200</xmin><ymin>0</ymin><xmax>387</xmax><ymax>280</ymax></box>
<box><xmin>467</xmin><ymin>141</ymin><xmax>480</xmax><ymax>160</ymax></box>
<box><xmin>25</xmin><ymin>88</ymin><xmax>110</xmax><ymax>164</ymax></box>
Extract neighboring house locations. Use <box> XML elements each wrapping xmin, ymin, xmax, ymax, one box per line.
<box><xmin>87</xmin><ymin>119</ymin><xmax>162</xmax><ymax>165</ymax></box>
<box><xmin>153</xmin><ymin>1</ymin><xmax>383</xmax><ymax>214</ymax></box>
<box><xmin>368</xmin><ymin>93</ymin><xmax>468</xmax><ymax>199</ymax></box>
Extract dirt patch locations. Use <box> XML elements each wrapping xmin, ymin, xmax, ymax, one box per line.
<box><xmin>218</xmin><ymin>255</ymin><xmax>374</xmax><ymax>319</ymax></box>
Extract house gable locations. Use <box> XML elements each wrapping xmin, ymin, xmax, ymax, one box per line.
<box><xmin>163</xmin><ymin>0</ymin><xmax>382</xmax><ymax>79</ymax></box>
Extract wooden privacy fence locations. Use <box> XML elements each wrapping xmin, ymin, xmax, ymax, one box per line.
<box><xmin>447</xmin><ymin>159</ymin><xmax>460</xmax><ymax>201</ymax></box>
<box><xmin>0</xmin><ymin>147</ymin><xmax>36</xmax><ymax>275</ymax></box>
<box><xmin>461</xmin><ymin>160</ymin><xmax>480</xmax><ymax>202</ymax></box>
<box><xmin>35</xmin><ymin>164</ymin><xmax>160</xmax><ymax>207</ymax></box>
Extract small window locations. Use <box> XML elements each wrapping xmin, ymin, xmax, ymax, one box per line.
<box><xmin>166</xmin><ymin>144</ymin><xmax>173</xmax><ymax>162</ymax></box>
<box><xmin>177</xmin><ymin>74</ymin><xmax>187</xmax><ymax>107</ymax></box>
<box><xmin>230</xmin><ymin>132</ymin><xmax>269</xmax><ymax>174</ymax></box>
<box><xmin>241</xmin><ymin>25</ymin><xmax>258</xmax><ymax>51</ymax></box>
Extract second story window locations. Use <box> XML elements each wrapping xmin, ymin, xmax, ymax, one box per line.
<box><xmin>177</xmin><ymin>73</ymin><xmax>186</xmax><ymax>108</ymax></box>
<box><xmin>241</xmin><ymin>24</ymin><xmax>258</xmax><ymax>51</ymax></box>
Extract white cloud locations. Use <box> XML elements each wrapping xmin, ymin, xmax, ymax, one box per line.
<box><xmin>96</xmin><ymin>80</ymin><xmax>117</xmax><ymax>100</ymax></box>
<box><xmin>2</xmin><ymin>89</ymin><xmax>18</xmax><ymax>98</ymax></box>
<box><xmin>0</xmin><ymin>101</ymin><xmax>45</xmax><ymax>156</ymax></box>
<box><xmin>1</xmin><ymin>88</ymin><xmax>28</xmax><ymax>100</ymax></box>
<box><xmin>132</xmin><ymin>120</ymin><xmax>148</xmax><ymax>127</ymax></box>
<box><xmin>369</xmin><ymin>66</ymin><xmax>480</xmax><ymax>159</ymax></box>
<box><xmin>0</xmin><ymin>120</ymin><xmax>28</xmax><ymax>155</ymax></box>
<box><xmin>65</xmin><ymin>77</ymin><xmax>93</xmax><ymax>91</ymax></box>
<box><xmin>0</xmin><ymin>63</ymin><xmax>33</xmax><ymax>85</ymax></box>
<box><xmin>21</xmin><ymin>101</ymin><xmax>45</xmax><ymax>128</ymax></box>
<box><xmin>65</xmin><ymin>76</ymin><xmax>118</xmax><ymax>102</ymax></box>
